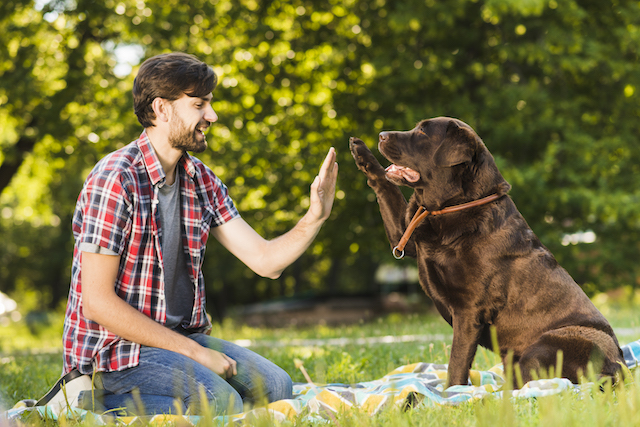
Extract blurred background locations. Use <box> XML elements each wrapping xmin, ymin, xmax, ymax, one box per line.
<box><xmin>2</xmin><ymin>0</ymin><xmax>640</xmax><ymax>327</ymax></box>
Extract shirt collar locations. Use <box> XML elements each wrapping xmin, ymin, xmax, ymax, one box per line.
<box><xmin>137</xmin><ymin>130</ymin><xmax>198</xmax><ymax>186</ymax></box>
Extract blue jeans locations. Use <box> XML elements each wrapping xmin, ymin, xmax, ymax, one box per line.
<box><xmin>95</xmin><ymin>333</ymin><xmax>292</xmax><ymax>415</ymax></box>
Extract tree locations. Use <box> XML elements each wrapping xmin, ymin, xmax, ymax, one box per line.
<box><xmin>2</xmin><ymin>0</ymin><xmax>640</xmax><ymax>316</ymax></box>
<box><xmin>0</xmin><ymin>0</ymin><xmax>140</xmax><ymax>308</ymax></box>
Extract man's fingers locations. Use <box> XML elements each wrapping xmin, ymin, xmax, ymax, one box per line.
<box><xmin>328</xmin><ymin>162</ymin><xmax>338</xmax><ymax>186</ymax></box>
<box><xmin>318</xmin><ymin>147</ymin><xmax>337</xmax><ymax>178</ymax></box>
<box><xmin>308</xmin><ymin>147</ymin><xmax>338</xmax><ymax>221</ymax></box>
<box><xmin>230</xmin><ymin>357</ymin><xmax>237</xmax><ymax>376</ymax></box>
<box><xmin>224</xmin><ymin>354</ymin><xmax>237</xmax><ymax>378</ymax></box>
<box><xmin>318</xmin><ymin>149</ymin><xmax>338</xmax><ymax>193</ymax></box>
<box><xmin>204</xmin><ymin>348</ymin><xmax>237</xmax><ymax>379</ymax></box>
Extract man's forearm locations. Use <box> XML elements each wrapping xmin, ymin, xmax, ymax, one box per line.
<box><xmin>211</xmin><ymin>214</ymin><xmax>326</xmax><ymax>280</ymax></box>
<box><xmin>84</xmin><ymin>289</ymin><xmax>237</xmax><ymax>377</ymax></box>
<box><xmin>259</xmin><ymin>211</ymin><xmax>326</xmax><ymax>279</ymax></box>
<box><xmin>83</xmin><ymin>283</ymin><xmax>201</xmax><ymax>359</ymax></box>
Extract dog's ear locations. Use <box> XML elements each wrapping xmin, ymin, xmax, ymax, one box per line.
<box><xmin>434</xmin><ymin>121</ymin><xmax>476</xmax><ymax>167</ymax></box>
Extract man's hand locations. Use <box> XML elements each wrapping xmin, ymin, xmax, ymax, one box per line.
<box><xmin>309</xmin><ymin>147</ymin><xmax>338</xmax><ymax>222</ymax></box>
<box><xmin>211</xmin><ymin>146</ymin><xmax>338</xmax><ymax>279</ymax></box>
<box><xmin>192</xmin><ymin>346</ymin><xmax>237</xmax><ymax>380</ymax></box>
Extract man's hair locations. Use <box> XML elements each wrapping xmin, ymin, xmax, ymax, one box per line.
<box><xmin>133</xmin><ymin>52</ymin><xmax>217</xmax><ymax>128</ymax></box>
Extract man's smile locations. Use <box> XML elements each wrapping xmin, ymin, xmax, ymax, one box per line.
<box><xmin>196</xmin><ymin>122</ymin><xmax>209</xmax><ymax>137</ymax></box>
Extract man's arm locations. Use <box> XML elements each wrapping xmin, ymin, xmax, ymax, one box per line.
<box><xmin>211</xmin><ymin>148</ymin><xmax>338</xmax><ymax>279</ymax></box>
<box><xmin>81</xmin><ymin>251</ymin><xmax>237</xmax><ymax>378</ymax></box>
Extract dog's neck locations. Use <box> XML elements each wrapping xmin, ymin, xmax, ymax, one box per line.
<box><xmin>414</xmin><ymin>181</ymin><xmax>511</xmax><ymax>213</ymax></box>
<box><xmin>392</xmin><ymin>191</ymin><xmax>507</xmax><ymax>259</ymax></box>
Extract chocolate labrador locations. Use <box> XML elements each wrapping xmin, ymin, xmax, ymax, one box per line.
<box><xmin>349</xmin><ymin>117</ymin><xmax>624</xmax><ymax>387</ymax></box>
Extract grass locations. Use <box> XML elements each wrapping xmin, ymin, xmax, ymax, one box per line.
<box><xmin>212</xmin><ymin>311</ymin><xmax>458</xmax><ymax>384</ymax></box>
<box><xmin>2</xmin><ymin>294</ymin><xmax>640</xmax><ymax>426</ymax></box>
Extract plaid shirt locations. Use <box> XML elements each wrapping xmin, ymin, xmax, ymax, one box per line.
<box><xmin>62</xmin><ymin>131</ymin><xmax>239</xmax><ymax>374</ymax></box>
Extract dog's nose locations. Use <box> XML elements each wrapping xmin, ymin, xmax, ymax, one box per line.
<box><xmin>379</xmin><ymin>132</ymin><xmax>389</xmax><ymax>142</ymax></box>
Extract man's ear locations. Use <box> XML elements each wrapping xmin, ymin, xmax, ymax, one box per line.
<box><xmin>151</xmin><ymin>97</ymin><xmax>171</xmax><ymax>123</ymax></box>
<box><xmin>434</xmin><ymin>121</ymin><xmax>476</xmax><ymax>167</ymax></box>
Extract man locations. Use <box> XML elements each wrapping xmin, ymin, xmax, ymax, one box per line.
<box><xmin>61</xmin><ymin>52</ymin><xmax>338</xmax><ymax>415</ymax></box>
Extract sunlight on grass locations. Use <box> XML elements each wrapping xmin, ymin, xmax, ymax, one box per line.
<box><xmin>0</xmin><ymin>312</ymin><xmax>63</xmax><ymax>354</ymax></box>
<box><xmin>209</xmin><ymin>311</ymin><xmax>452</xmax><ymax>342</ymax></box>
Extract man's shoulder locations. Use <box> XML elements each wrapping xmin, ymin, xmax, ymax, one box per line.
<box><xmin>186</xmin><ymin>155</ymin><xmax>221</xmax><ymax>185</ymax></box>
<box><xmin>85</xmin><ymin>140</ymin><xmax>145</xmax><ymax>188</ymax></box>
<box><xmin>181</xmin><ymin>154</ymin><xmax>238</xmax><ymax>218</ymax></box>
<box><xmin>93</xmin><ymin>139</ymin><xmax>144</xmax><ymax>173</ymax></box>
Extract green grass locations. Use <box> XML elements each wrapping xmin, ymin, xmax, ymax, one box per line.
<box><xmin>211</xmin><ymin>312</ymin><xmax>459</xmax><ymax>384</ymax></box>
<box><xmin>3</xmin><ymin>297</ymin><xmax>640</xmax><ymax>426</ymax></box>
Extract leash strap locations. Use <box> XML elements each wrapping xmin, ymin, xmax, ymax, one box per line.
<box><xmin>36</xmin><ymin>368</ymin><xmax>85</xmax><ymax>406</ymax></box>
<box><xmin>392</xmin><ymin>193</ymin><xmax>504</xmax><ymax>259</ymax></box>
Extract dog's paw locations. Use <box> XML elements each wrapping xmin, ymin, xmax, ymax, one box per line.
<box><xmin>349</xmin><ymin>137</ymin><xmax>385</xmax><ymax>177</ymax></box>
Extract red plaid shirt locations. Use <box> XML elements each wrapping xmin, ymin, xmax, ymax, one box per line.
<box><xmin>62</xmin><ymin>131</ymin><xmax>238</xmax><ymax>374</ymax></box>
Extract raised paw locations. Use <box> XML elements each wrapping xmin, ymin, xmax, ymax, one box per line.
<box><xmin>349</xmin><ymin>137</ymin><xmax>385</xmax><ymax>178</ymax></box>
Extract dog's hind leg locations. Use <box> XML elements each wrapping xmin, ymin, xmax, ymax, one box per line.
<box><xmin>516</xmin><ymin>326</ymin><xmax>624</xmax><ymax>386</ymax></box>
<box><xmin>349</xmin><ymin>137</ymin><xmax>417</xmax><ymax>257</ymax></box>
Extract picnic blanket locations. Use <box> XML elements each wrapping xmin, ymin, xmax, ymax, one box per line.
<box><xmin>4</xmin><ymin>339</ymin><xmax>640</xmax><ymax>426</ymax></box>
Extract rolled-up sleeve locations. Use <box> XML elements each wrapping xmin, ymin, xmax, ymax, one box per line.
<box><xmin>77</xmin><ymin>170</ymin><xmax>133</xmax><ymax>255</ymax></box>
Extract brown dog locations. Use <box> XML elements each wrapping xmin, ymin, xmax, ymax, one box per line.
<box><xmin>349</xmin><ymin>117</ymin><xmax>624</xmax><ymax>387</ymax></box>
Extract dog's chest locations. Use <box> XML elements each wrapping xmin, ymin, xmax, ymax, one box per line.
<box><xmin>414</xmin><ymin>240</ymin><xmax>495</xmax><ymax>303</ymax></box>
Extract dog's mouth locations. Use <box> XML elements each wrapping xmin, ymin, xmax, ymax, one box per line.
<box><xmin>385</xmin><ymin>164</ymin><xmax>420</xmax><ymax>183</ymax></box>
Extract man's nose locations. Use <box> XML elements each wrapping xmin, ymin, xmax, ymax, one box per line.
<box><xmin>205</xmin><ymin>105</ymin><xmax>218</xmax><ymax>123</ymax></box>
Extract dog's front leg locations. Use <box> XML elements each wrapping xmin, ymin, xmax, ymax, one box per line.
<box><xmin>349</xmin><ymin>137</ymin><xmax>417</xmax><ymax>257</ymax></box>
<box><xmin>447</xmin><ymin>315</ymin><xmax>483</xmax><ymax>386</ymax></box>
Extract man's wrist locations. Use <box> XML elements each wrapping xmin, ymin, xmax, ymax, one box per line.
<box><xmin>166</xmin><ymin>330</ymin><xmax>202</xmax><ymax>361</ymax></box>
<box><xmin>302</xmin><ymin>209</ymin><xmax>327</xmax><ymax>230</ymax></box>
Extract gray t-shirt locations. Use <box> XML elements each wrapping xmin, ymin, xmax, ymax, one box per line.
<box><xmin>157</xmin><ymin>177</ymin><xmax>194</xmax><ymax>332</ymax></box>
<box><xmin>79</xmin><ymin>175</ymin><xmax>194</xmax><ymax>333</ymax></box>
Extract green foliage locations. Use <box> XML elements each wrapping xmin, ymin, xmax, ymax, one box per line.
<box><xmin>2</xmin><ymin>0</ymin><xmax>640</xmax><ymax>312</ymax></box>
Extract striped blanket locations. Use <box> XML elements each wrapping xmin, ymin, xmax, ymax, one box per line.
<box><xmin>4</xmin><ymin>339</ymin><xmax>640</xmax><ymax>425</ymax></box>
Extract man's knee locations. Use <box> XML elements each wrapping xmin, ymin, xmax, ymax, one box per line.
<box><xmin>266</xmin><ymin>367</ymin><xmax>293</xmax><ymax>402</ymax></box>
<box><xmin>210</xmin><ymin>387</ymin><xmax>244</xmax><ymax>415</ymax></box>
<box><xmin>187</xmin><ymin>383</ymin><xmax>243</xmax><ymax>415</ymax></box>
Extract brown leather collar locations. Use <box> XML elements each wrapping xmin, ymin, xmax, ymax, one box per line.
<box><xmin>392</xmin><ymin>193</ymin><xmax>504</xmax><ymax>259</ymax></box>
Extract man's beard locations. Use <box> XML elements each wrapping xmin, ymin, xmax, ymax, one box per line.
<box><xmin>168</xmin><ymin>111</ymin><xmax>208</xmax><ymax>153</ymax></box>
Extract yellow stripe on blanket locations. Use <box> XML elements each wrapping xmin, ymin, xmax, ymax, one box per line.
<box><xmin>394</xmin><ymin>385</ymin><xmax>420</xmax><ymax>405</ymax></box>
<box><xmin>264</xmin><ymin>399</ymin><xmax>300</xmax><ymax>419</ymax></box>
<box><xmin>469</xmin><ymin>370</ymin><xmax>484</xmax><ymax>386</ymax></box>
<box><xmin>389</xmin><ymin>363</ymin><xmax>423</xmax><ymax>374</ymax></box>
<box><xmin>309</xmin><ymin>389</ymin><xmax>354</xmax><ymax>415</ymax></box>
<box><xmin>360</xmin><ymin>394</ymin><xmax>390</xmax><ymax>414</ymax></box>
<box><xmin>117</xmin><ymin>415</ymin><xmax>187</xmax><ymax>426</ymax></box>
<box><xmin>148</xmin><ymin>414</ymin><xmax>194</xmax><ymax>426</ymax></box>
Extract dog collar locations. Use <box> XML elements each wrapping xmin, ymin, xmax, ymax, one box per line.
<box><xmin>392</xmin><ymin>193</ymin><xmax>505</xmax><ymax>259</ymax></box>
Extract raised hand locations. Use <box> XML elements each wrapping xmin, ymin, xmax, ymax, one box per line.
<box><xmin>309</xmin><ymin>147</ymin><xmax>338</xmax><ymax>222</ymax></box>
